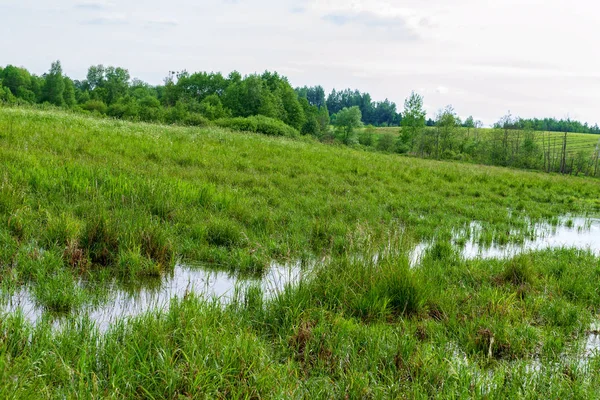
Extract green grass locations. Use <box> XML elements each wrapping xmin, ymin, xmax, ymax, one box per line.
<box><xmin>1</xmin><ymin>107</ymin><xmax>600</xmax><ymax>397</ymax></box>
<box><xmin>374</xmin><ymin>126</ymin><xmax>600</xmax><ymax>156</ymax></box>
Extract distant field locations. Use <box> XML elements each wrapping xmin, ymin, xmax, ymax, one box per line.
<box><xmin>372</xmin><ymin>126</ymin><xmax>600</xmax><ymax>156</ymax></box>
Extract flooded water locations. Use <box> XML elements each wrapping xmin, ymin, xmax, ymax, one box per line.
<box><xmin>1</xmin><ymin>261</ymin><xmax>305</xmax><ymax>332</ymax></box>
<box><xmin>411</xmin><ymin>217</ymin><xmax>600</xmax><ymax>266</ymax></box>
<box><xmin>584</xmin><ymin>322</ymin><xmax>600</xmax><ymax>360</ymax></box>
<box><xmin>2</xmin><ymin>216</ymin><xmax>599</xmax><ymax>331</ymax></box>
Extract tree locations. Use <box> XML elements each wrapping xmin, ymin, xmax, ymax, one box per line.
<box><xmin>334</xmin><ymin>106</ymin><xmax>362</xmax><ymax>144</ymax></box>
<box><xmin>463</xmin><ymin>115</ymin><xmax>475</xmax><ymax>138</ymax></box>
<box><xmin>435</xmin><ymin>105</ymin><xmax>459</xmax><ymax>159</ymax></box>
<box><xmin>104</xmin><ymin>66</ymin><xmax>130</xmax><ymax>105</ymax></box>
<box><xmin>63</xmin><ymin>77</ymin><xmax>76</xmax><ymax>107</ymax></box>
<box><xmin>86</xmin><ymin>65</ymin><xmax>105</xmax><ymax>90</ymax></box>
<box><xmin>1</xmin><ymin>65</ymin><xmax>30</xmax><ymax>95</ymax></box>
<box><xmin>42</xmin><ymin>61</ymin><xmax>66</xmax><ymax>106</ymax></box>
<box><xmin>279</xmin><ymin>82</ymin><xmax>305</xmax><ymax>130</ymax></box>
<box><xmin>399</xmin><ymin>91</ymin><xmax>426</xmax><ymax>154</ymax></box>
<box><xmin>198</xmin><ymin>94</ymin><xmax>229</xmax><ymax>120</ymax></box>
<box><xmin>224</xmin><ymin>75</ymin><xmax>272</xmax><ymax>118</ymax></box>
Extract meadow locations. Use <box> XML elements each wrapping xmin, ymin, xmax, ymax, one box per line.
<box><xmin>1</xmin><ymin>107</ymin><xmax>600</xmax><ymax>398</ymax></box>
<box><xmin>374</xmin><ymin>126</ymin><xmax>600</xmax><ymax>157</ymax></box>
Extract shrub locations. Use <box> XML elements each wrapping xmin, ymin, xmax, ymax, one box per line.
<box><xmin>358</xmin><ymin>126</ymin><xmax>376</xmax><ymax>147</ymax></box>
<box><xmin>81</xmin><ymin>100</ymin><xmax>107</xmax><ymax>114</ymax></box>
<box><xmin>377</xmin><ymin>133</ymin><xmax>396</xmax><ymax>152</ymax></box>
<box><xmin>215</xmin><ymin>116</ymin><xmax>299</xmax><ymax>137</ymax></box>
<box><xmin>183</xmin><ymin>112</ymin><xmax>210</xmax><ymax>127</ymax></box>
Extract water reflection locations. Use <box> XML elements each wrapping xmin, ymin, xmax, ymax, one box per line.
<box><xmin>411</xmin><ymin>217</ymin><xmax>600</xmax><ymax>266</ymax></box>
<box><xmin>1</xmin><ymin>261</ymin><xmax>305</xmax><ymax>332</ymax></box>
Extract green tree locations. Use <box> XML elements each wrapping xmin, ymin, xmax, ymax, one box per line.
<box><xmin>199</xmin><ymin>94</ymin><xmax>229</xmax><ymax>120</ymax></box>
<box><xmin>334</xmin><ymin>106</ymin><xmax>363</xmax><ymax>144</ymax></box>
<box><xmin>63</xmin><ymin>77</ymin><xmax>76</xmax><ymax>107</ymax></box>
<box><xmin>399</xmin><ymin>91</ymin><xmax>426</xmax><ymax>154</ymax></box>
<box><xmin>279</xmin><ymin>83</ymin><xmax>305</xmax><ymax>130</ymax></box>
<box><xmin>42</xmin><ymin>61</ymin><xmax>66</xmax><ymax>106</ymax></box>
<box><xmin>86</xmin><ymin>65</ymin><xmax>105</xmax><ymax>90</ymax></box>
<box><xmin>223</xmin><ymin>74</ymin><xmax>277</xmax><ymax>119</ymax></box>
<box><xmin>104</xmin><ymin>67</ymin><xmax>130</xmax><ymax>105</ymax></box>
<box><xmin>435</xmin><ymin>105</ymin><xmax>459</xmax><ymax>158</ymax></box>
<box><xmin>1</xmin><ymin>65</ymin><xmax>30</xmax><ymax>95</ymax></box>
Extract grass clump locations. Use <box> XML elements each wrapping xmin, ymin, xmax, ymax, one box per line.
<box><xmin>205</xmin><ymin>218</ymin><xmax>244</xmax><ymax>248</ymax></box>
<box><xmin>117</xmin><ymin>248</ymin><xmax>162</xmax><ymax>278</ymax></box>
<box><xmin>30</xmin><ymin>250</ymin><xmax>85</xmax><ymax>313</ymax></box>
<box><xmin>368</xmin><ymin>262</ymin><xmax>424</xmax><ymax>318</ymax></box>
<box><xmin>79</xmin><ymin>212</ymin><xmax>119</xmax><ymax>266</ymax></box>
<box><xmin>497</xmin><ymin>254</ymin><xmax>535</xmax><ymax>286</ymax></box>
<box><xmin>138</xmin><ymin>224</ymin><xmax>174</xmax><ymax>267</ymax></box>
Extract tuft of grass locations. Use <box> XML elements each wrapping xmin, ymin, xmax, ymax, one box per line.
<box><xmin>117</xmin><ymin>248</ymin><xmax>162</xmax><ymax>278</ymax></box>
<box><xmin>205</xmin><ymin>218</ymin><xmax>244</xmax><ymax>248</ymax></box>
<box><xmin>31</xmin><ymin>250</ymin><xmax>85</xmax><ymax>313</ymax></box>
<box><xmin>498</xmin><ymin>254</ymin><xmax>535</xmax><ymax>286</ymax></box>
<box><xmin>79</xmin><ymin>212</ymin><xmax>119</xmax><ymax>266</ymax></box>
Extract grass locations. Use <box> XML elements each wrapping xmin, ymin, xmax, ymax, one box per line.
<box><xmin>0</xmin><ymin>106</ymin><xmax>600</xmax><ymax>397</ymax></box>
<box><xmin>374</xmin><ymin>125</ymin><xmax>600</xmax><ymax>157</ymax></box>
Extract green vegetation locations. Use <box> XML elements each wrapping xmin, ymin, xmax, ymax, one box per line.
<box><xmin>369</xmin><ymin>116</ymin><xmax>600</xmax><ymax>177</ymax></box>
<box><xmin>1</xmin><ymin>107</ymin><xmax>600</xmax><ymax>397</ymax></box>
<box><xmin>2</xmin><ymin>61</ymin><xmax>600</xmax><ymax>179</ymax></box>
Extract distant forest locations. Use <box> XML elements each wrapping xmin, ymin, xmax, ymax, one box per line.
<box><xmin>1</xmin><ymin>61</ymin><xmax>599</xmax><ymax>135</ymax></box>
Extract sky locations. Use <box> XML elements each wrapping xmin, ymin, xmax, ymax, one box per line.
<box><xmin>1</xmin><ymin>0</ymin><xmax>599</xmax><ymax>126</ymax></box>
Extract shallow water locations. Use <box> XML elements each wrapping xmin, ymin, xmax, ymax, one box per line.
<box><xmin>584</xmin><ymin>322</ymin><xmax>600</xmax><ymax>360</ymax></box>
<box><xmin>2</xmin><ymin>216</ymin><xmax>599</xmax><ymax>331</ymax></box>
<box><xmin>1</xmin><ymin>261</ymin><xmax>304</xmax><ymax>332</ymax></box>
<box><xmin>411</xmin><ymin>217</ymin><xmax>600</xmax><ymax>266</ymax></box>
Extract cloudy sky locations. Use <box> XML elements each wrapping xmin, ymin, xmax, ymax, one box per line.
<box><xmin>1</xmin><ymin>0</ymin><xmax>599</xmax><ymax>125</ymax></box>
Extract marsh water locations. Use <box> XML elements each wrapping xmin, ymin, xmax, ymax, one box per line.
<box><xmin>410</xmin><ymin>217</ymin><xmax>600</xmax><ymax>266</ymax></box>
<box><xmin>1</xmin><ymin>261</ymin><xmax>305</xmax><ymax>332</ymax></box>
<box><xmin>1</xmin><ymin>216</ymin><xmax>599</xmax><ymax>331</ymax></box>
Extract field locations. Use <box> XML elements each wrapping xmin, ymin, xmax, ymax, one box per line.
<box><xmin>1</xmin><ymin>107</ymin><xmax>600</xmax><ymax>397</ymax></box>
<box><xmin>374</xmin><ymin>126</ymin><xmax>600</xmax><ymax>157</ymax></box>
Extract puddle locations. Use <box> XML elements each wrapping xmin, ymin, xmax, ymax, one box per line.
<box><xmin>411</xmin><ymin>217</ymin><xmax>600</xmax><ymax>266</ymax></box>
<box><xmin>583</xmin><ymin>322</ymin><xmax>600</xmax><ymax>361</ymax></box>
<box><xmin>0</xmin><ymin>261</ymin><xmax>305</xmax><ymax>332</ymax></box>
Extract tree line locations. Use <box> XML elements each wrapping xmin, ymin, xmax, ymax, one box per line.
<box><xmin>0</xmin><ymin>61</ymin><xmax>399</xmax><ymax>136</ymax></box>
<box><xmin>2</xmin><ymin>61</ymin><xmax>599</xmax><ymax>134</ymax></box>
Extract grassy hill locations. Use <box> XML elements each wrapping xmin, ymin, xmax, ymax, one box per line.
<box><xmin>1</xmin><ymin>107</ymin><xmax>600</xmax><ymax>397</ymax></box>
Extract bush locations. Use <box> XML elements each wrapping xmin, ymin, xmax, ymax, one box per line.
<box><xmin>183</xmin><ymin>112</ymin><xmax>210</xmax><ymax>127</ymax></box>
<box><xmin>215</xmin><ymin>116</ymin><xmax>299</xmax><ymax>137</ymax></box>
<box><xmin>358</xmin><ymin>126</ymin><xmax>376</xmax><ymax>147</ymax></box>
<box><xmin>377</xmin><ymin>133</ymin><xmax>396</xmax><ymax>152</ymax></box>
<box><xmin>81</xmin><ymin>100</ymin><xmax>107</xmax><ymax>114</ymax></box>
